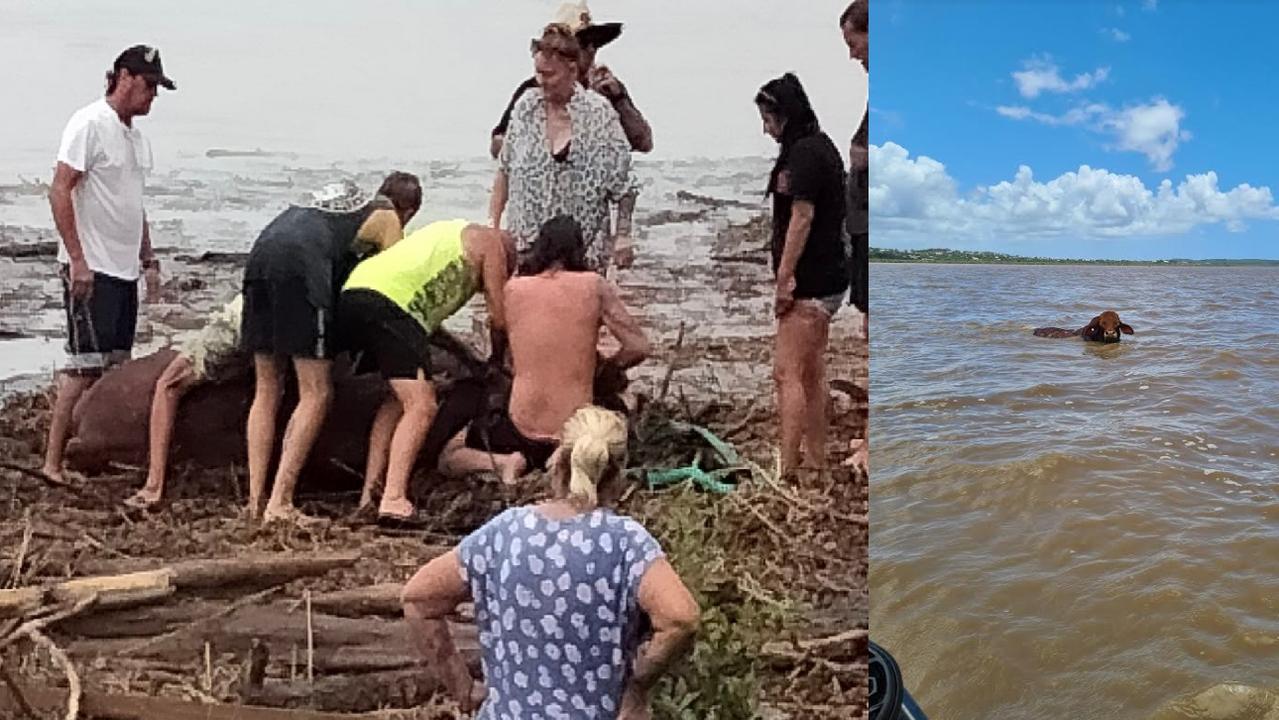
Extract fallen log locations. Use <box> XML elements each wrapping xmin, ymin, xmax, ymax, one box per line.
<box><xmin>306</xmin><ymin>582</ymin><xmax>476</xmax><ymax>624</ymax></box>
<box><xmin>0</xmin><ymin>552</ymin><xmax>360</xmax><ymax>620</ymax></box>
<box><xmin>244</xmin><ymin>668</ymin><xmax>449</xmax><ymax>713</ymax></box>
<box><xmin>66</xmin><ymin>603</ymin><xmax>480</xmax><ymax>668</ymax></box>
<box><xmin>306</xmin><ymin>582</ymin><xmax>402</xmax><ymax>617</ymax></box>
<box><xmin>167</xmin><ymin>552</ymin><xmax>361</xmax><ymax>591</ymax></box>
<box><xmin>0</xmin><ymin>679</ymin><xmax>367</xmax><ymax>720</ymax></box>
<box><xmin>0</xmin><ymin>570</ymin><xmax>174</xmax><ymax>619</ymax></box>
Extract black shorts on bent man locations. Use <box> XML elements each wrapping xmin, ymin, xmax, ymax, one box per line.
<box><xmin>339</xmin><ymin>289</ymin><xmax>432</xmax><ymax>380</ymax></box>
<box><xmin>60</xmin><ymin>265</ymin><xmax>138</xmax><ymax>375</ymax></box>
<box><xmin>466</xmin><ymin>410</ymin><xmax>559</xmax><ymax>472</ymax></box>
<box><xmin>242</xmin><ymin>277</ymin><xmax>333</xmax><ymax>359</ymax></box>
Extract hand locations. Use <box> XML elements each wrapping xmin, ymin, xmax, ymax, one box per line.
<box><xmin>612</xmin><ymin>235</ymin><xmax>635</xmax><ymax>269</ymax></box>
<box><xmin>68</xmin><ymin>257</ymin><xmax>94</xmax><ymax>301</ymax></box>
<box><xmin>589</xmin><ymin>65</ymin><xmax>626</xmax><ymax>102</ymax></box>
<box><xmin>618</xmin><ymin>682</ymin><xmax>652</xmax><ymax>720</ymax></box>
<box><xmin>441</xmin><ymin>652</ymin><xmax>477</xmax><ymax>712</ymax></box>
<box><xmin>143</xmin><ymin>264</ymin><xmax>163</xmax><ymax>303</ymax></box>
<box><xmin>774</xmin><ymin>275</ymin><xmax>796</xmax><ymax>318</ymax></box>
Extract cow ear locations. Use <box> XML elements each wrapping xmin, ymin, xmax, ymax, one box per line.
<box><xmin>1120</xmin><ymin>323</ymin><xmax>1134</xmax><ymax>335</ymax></box>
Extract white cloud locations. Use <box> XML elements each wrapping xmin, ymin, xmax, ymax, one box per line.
<box><xmin>997</xmin><ymin>98</ymin><xmax>1190</xmax><ymax>171</ymax></box>
<box><xmin>1012</xmin><ymin>58</ymin><xmax>1110</xmax><ymax>99</ymax></box>
<box><xmin>1103</xmin><ymin>99</ymin><xmax>1191</xmax><ymax>172</ymax></box>
<box><xmin>1143</xmin><ymin>0</ymin><xmax>1158</xmax><ymax>11</ymax></box>
<box><xmin>870</xmin><ymin>142</ymin><xmax>1279</xmax><ymax>242</ymax></box>
<box><xmin>1101</xmin><ymin>27</ymin><xmax>1131</xmax><ymax>42</ymax></box>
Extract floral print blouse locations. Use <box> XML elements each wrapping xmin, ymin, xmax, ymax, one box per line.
<box><xmin>499</xmin><ymin>86</ymin><xmax>638</xmax><ymax>272</ymax></box>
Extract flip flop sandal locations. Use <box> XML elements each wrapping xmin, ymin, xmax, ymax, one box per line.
<box><xmin>122</xmin><ymin>491</ymin><xmax>162</xmax><ymax>511</ymax></box>
<box><xmin>376</xmin><ymin>509</ymin><xmax>433</xmax><ymax>531</ymax></box>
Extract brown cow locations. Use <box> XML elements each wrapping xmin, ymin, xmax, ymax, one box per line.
<box><xmin>64</xmin><ymin>332</ymin><xmax>492</xmax><ymax>491</ymax></box>
<box><xmin>1033</xmin><ymin>310</ymin><xmax>1135</xmax><ymax>343</ymax></box>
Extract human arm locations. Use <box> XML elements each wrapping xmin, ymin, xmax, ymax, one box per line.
<box><xmin>623</xmin><ymin>558</ymin><xmax>699</xmax><ymax>713</ymax></box>
<box><xmin>612</xmin><ymin>190</ymin><xmax>637</xmax><ymax>269</ymax></box>
<box><xmin>489</xmin><ymin>169</ymin><xmax>509</xmax><ymax>229</ymax></box>
<box><xmin>490</xmin><ymin>78</ymin><xmax>536</xmax><ymax>160</ymax></box>
<box><xmin>401</xmin><ymin>550</ymin><xmax>477</xmax><ymax>711</ymax></box>
<box><xmin>49</xmin><ymin>162</ymin><xmax>93</xmax><ymax>300</ymax></box>
<box><xmin>141</xmin><ymin>215</ymin><xmax>163</xmax><ymax>302</ymax></box>
<box><xmin>599</xmin><ymin>276</ymin><xmax>649</xmax><ymax>372</ymax></box>
<box><xmin>775</xmin><ymin>199</ymin><xmax>814</xmax><ymax>317</ymax></box>
<box><xmin>590</xmin><ymin>66</ymin><xmax>653</xmax><ymax>153</ymax></box>
<box><xmin>478</xmin><ymin>230</ymin><xmax>510</xmax><ymax>366</ymax></box>
<box><xmin>356</xmin><ymin>208</ymin><xmax>405</xmax><ymax>253</ymax></box>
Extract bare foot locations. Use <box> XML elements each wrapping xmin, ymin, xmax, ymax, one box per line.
<box><xmin>496</xmin><ymin>453</ymin><xmax>528</xmax><ymax>487</ymax></box>
<box><xmin>377</xmin><ymin>496</ymin><xmax>415</xmax><ymax>521</ymax></box>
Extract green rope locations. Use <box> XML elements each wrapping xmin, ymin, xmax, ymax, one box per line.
<box><xmin>626</xmin><ymin>422</ymin><xmax>745</xmax><ymax>495</ymax></box>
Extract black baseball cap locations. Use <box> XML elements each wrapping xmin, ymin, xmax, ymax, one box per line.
<box><xmin>113</xmin><ymin>45</ymin><xmax>176</xmax><ymax>90</ymax></box>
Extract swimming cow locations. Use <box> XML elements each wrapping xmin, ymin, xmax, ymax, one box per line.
<box><xmin>1033</xmin><ymin>310</ymin><xmax>1134</xmax><ymax>343</ymax></box>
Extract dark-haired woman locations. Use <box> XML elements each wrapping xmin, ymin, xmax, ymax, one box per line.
<box><xmin>755</xmin><ymin>73</ymin><xmax>850</xmax><ymax>476</ymax></box>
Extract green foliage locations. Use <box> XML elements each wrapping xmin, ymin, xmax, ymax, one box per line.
<box><xmin>628</xmin><ymin>485</ymin><xmax>795</xmax><ymax>720</ymax></box>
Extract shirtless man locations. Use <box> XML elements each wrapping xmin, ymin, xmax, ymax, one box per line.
<box><xmin>437</xmin><ymin>215</ymin><xmax>649</xmax><ymax>483</ymax></box>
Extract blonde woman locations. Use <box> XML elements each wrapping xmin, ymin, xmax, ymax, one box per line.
<box><xmin>401</xmin><ymin>407</ymin><xmax>699</xmax><ymax>718</ymax></box>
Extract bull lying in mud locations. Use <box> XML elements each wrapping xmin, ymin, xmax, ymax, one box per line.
<box><xmin>63</xmin><ymin>331</ymin><xmax>497</xmax><ymax>487</ymax></box>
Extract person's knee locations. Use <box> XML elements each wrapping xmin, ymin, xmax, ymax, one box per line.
<box><xmin>395</xmin><ymin>381</ymin><xmax>437</xmax><ymax>418</ymax></box>
<box><xmin>773</xmin><ymin>359</ymin><xmax>802</xmax><ymax>387</ymax></box>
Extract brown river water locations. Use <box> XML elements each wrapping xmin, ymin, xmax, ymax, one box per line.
<box><xmin>870</xmin><ymin>263</ymin><xmax>1279</xmax><ymax>719</ymax></box>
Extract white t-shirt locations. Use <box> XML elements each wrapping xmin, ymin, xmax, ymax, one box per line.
<box><xmin>55</xmin><ymin>98</ymin><xmax>152</xmax><ymax>281</ymax></box>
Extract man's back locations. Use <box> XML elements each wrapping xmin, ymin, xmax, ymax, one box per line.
<box><xmin>506</xmin><ymin>271</ymin><xmax>602</xmax><ymax>439</ymax></box>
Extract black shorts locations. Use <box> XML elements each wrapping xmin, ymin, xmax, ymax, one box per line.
<box><xmin>60</xmin><ymin>265</ymin><xmax>138</xmax><ymax>374</ymax></box>
<box><xmin>339</xmin><ymin>289</ymin><xmax>432</xmax><ymax>380</ymax></box>
<box><xmin>466</xmin><ymin>409</ymin><xmax>559</xmax><ymax>472</ymax></box>
<box><xmin>242</xmin><ymin>277</ymin><xmax>333</xmax><ymax>359</ymax></box>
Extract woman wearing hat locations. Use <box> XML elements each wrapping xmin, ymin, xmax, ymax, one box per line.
<box><xmin>240</xmin><ymin>175</ymin><xmax>420</xmax><ymax>524</ymax></box>
<box><xmin>401</xmin><ymin>406</ymin><xmax>699</xmax><ymax>718</ymax></box>
<box><xmin>490</xmin><ymin>2</ymin><xmax>652</xmax><ymax>159</ymax></box>
<box><xmin>490</xmin><ymin>23</ymin><xmax>638</xmax><ymax>275</ymax></box>
<box><xmin>755</xmin><ymin>73</ymin><xmax>850</xmax><ymax>477</ymax></box>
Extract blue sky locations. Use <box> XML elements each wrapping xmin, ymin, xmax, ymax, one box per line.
<box><xmin>872</xmin><ymin>0</ymin><xmax>1279</xmax><ymax>259</ymax></box>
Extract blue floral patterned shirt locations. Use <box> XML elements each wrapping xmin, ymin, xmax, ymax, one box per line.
<box><xmin>458</xmin><ymin>506</ymin><xmax>664</xmax><ymax>719</ymax></box>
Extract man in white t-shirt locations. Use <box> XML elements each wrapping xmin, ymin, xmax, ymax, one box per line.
<box><xmin>41</xmin><ymin>45</ymin><xmax>176</xmax><ymax>484</ymax></box>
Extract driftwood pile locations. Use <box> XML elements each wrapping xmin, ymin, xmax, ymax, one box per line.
<box><xmin>0</xmin><ymin>549</ymin><xmax>471</xmax><ymax>718</ymax></box>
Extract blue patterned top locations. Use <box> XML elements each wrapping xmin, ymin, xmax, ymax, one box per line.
<box><xmin>458</xmin><ymin>506</ymin><xmax>664</xmax><ymax>719</ymax></box>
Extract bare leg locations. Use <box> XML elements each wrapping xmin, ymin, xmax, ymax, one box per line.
<box><xmin>439</xmin><ymin>429</ymin><xmax>527</xmax><ymax>485</ymax></box>
<box><xmin>798</xmin><ymin>304</ymin><xmax>833</xmax><ymax>470</ymax></box>
<box><xmin>41</xmin><ymin>372</ymin><xmax>97</xmax><ymax>482</ymax></box>
<box><xmin>378</xmin><ymin>374</ymin><xmax>437</xmax><ymax>519</ymax></box>
<box><xmin>134</xmin><ymin>354</ymin><xmax>198</xmax><ymax>506</ymax></box>
<box><xmin>360</xmin><ymin>395</ymin><xmax>402</xmax><ymax>509</ymax></box>
<box><xmin>263</xmin><ymin>357</ymin><xmax>332</xmax><ymax>522</ymax></box>
<box><xmin>775</xmin><ymin>312</ymin><xmax>808</xmax><ymax>476</ymax></box>
<box><xmin>246</xmin><ymin>354</ymin><xmax>285</xmax><ymax>520</ymax></box>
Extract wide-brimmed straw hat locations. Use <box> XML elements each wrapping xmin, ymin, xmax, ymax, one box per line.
<box><xmin>552</xmin><ymin>2</ymin><xmax>622</xmax><ymax>49</ymax></box>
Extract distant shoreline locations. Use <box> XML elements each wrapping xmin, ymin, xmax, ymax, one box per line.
<box><xmin>870</xmin><ymin>248</ymin><xmax>1279</xmax><ymax>267</ymax></box>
